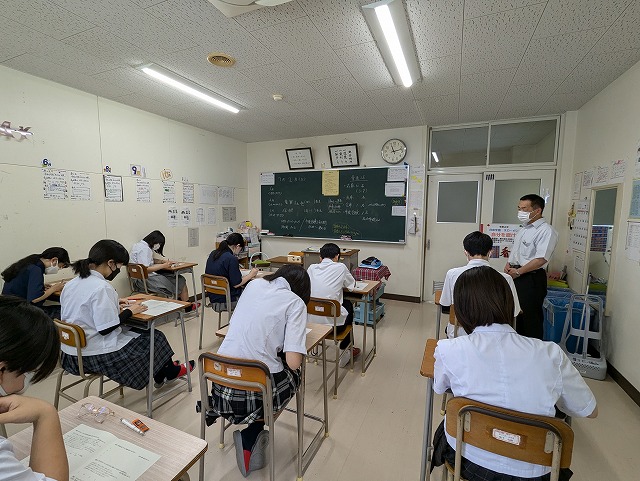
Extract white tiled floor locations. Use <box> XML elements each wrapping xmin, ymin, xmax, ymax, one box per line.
<box><xmin>10</xmin><ymin>300</ymin><xmax>640</xmax><ymax>480</ymax></box>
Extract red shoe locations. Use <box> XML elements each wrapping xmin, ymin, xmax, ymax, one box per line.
<box><xmin>176</xmin><ymin>360</ymin><xmax>196</xmax><ymax>378</ymax></box>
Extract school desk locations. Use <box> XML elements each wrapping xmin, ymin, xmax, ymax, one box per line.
<box><xmin>215</xmin><ymin>322</ymin><xmax>332</xmax><ymax>478</ymax></box>
<box><xmin>160</xmin><ymin>262</ymin><xmax>200</xmax><ymax>316</ymax></box>
<box><xmin>343</xmin><ymin>279</ymin><xmax>381</xmax><ymax>375</ymax></box>
<box><xmin>419</xmin><ymin>338</ymin><xmax>438</xmax><ymax>481</ymax></box>
<box><xmin>9</xmin><ymin>395</ymin><xmax>207</xmax><ymax>481</ymax></box>
<box><xmin>302</xmin><ymin>248</ymin><xmax>360</xmax><ymax>271</ymax></box>
<box><xmin>125</xmin><ymin>294</ymin><xmax>193</xmax><ymax>417</ymax></box>
<box><xmin>265</xmin><ymin>255</ymin><xmax>303</xmax><ymax>268</ymax></box>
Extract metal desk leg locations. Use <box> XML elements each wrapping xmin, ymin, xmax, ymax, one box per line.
<box><xmin>361</xmin><ymin>297</ymin><xmax>367</xmax><ymax>376</ymax></box>
<box><xmin>322</xmin><ymin>339</ymin><xmax>328</xmax><ymax>436</ymax></box>
<box><xmin>296</xmin><ymin>359</ymin><xmax>305</xmax><ymax>481</ymax></box>
<box><xmin>147</xmin><ymin>321</ymin><xmax>156</xmax><ymax>418</ymax></box>
<box><xmin>189</xmin><ymin>268</ymin><xmax>200</xmax><ymax>316</ymax></box>
<box><xmin>177</xmin><ymin>311</ymin><xmax>192</xmax><ymax>391</ymax></box>
<box><xmin>419</xmin><ymin>378</ymin><xmax>434</xmax><ymax>481</ymax></box>
<box><xmin>435</xmin><ymin>306</ymin><xmax>442</xmax><ymax>340</ymax></box>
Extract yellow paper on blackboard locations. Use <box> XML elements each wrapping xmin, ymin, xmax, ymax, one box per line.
<box><xmin>322</xmin><ymin>170</ymin><xmax>339</xmax><ymax>196</ymax></box>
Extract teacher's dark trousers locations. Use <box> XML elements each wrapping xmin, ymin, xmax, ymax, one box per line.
<box><xmin>514</xmin><ymin>268</ymin><xmax>547</xmax><ymax>340</ymax></box>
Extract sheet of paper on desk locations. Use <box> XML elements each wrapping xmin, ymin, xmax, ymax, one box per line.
<box><xmin>350</xmin><ymin>281</ymin><xmax>368</xmax><ymax>291</ymax></box>
<box><xmin>306</xmin><ymin>328</ymin><xmax>311</xmax><ymax>335</ymax></box>
<box><xmin>141</xmin><ymin>299</ymin><xmax>185</xmax><ymax>316</ymax></box>
<box><xmin>23</xmin><ymin>424</ymin><xmax>160</xmax><ymax>481</ymax></box>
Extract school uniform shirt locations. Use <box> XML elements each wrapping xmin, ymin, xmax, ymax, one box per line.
<box><xmin>434</xmin><ymin>324</ymin><xmax>596</xmax><ymax>478</ymax></box>
<box><xmin>60</xmin><ymin>270</ymin><xmax>139</xmax><ymax>356</ymax></box>
<box><xmin>204</xmin><ymin>250</ymin><xmax>243</xmax><ymax>302</ymax></box>
<box><xmin>1</xmin><ymin>260</ymin><xmax>46</xmax><ymax>306</ymax></box>
<box><xmin>508</xmin><ymin>218</ymin><xmax>558</xmax><ymax>267</ymax></box>
<box><xmin>307</xmin><ymin>258</ymin><xmax>356</xmax><ymax>326</ymax></box>
<box><xmin>130</xmin><ymin>240</ymin><xmax>157</xmax><ymax>276</ymax></box>
<box><xmin>0</xmin><ymin>437</ymin><xmax>55</xmax><ymax>481</ymax></box>
<box><xmin>218</xmin><ymin>277</ymin><xmax>307</xmax><ymax>373</ymax></box>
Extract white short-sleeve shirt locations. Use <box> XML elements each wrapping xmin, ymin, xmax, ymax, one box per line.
<box><xmin>307</xmin><ymin>258</ymin><xmax>356</xmax><ymax>326</ymax></box>
<box><xmin>434</xmin><ymin>324</ymin><xmax>596</xmax><ymax>477</ymax></box>
<box><xmin>60</xmin><ymin>270</ymin><xmax>139</xmax><ymax>356</ymax></box>
<box><xmin>508</xmin><ymin>218</ymin><xmax>558</xmax><ymax>267</ymax></box>
<box><xmin>0</xmin><ymin>437</ymin><xmax>56</xmax><ymax>481</ymax></box>
<box><xmin>130</xmin><ymin>240</ymin><xmax>157</xmax><ymax>276</ymax></box>
<box><xmin>218</xmin><ymin>277</ymin><xmax>307</xmax><ymax>373</ymax></box>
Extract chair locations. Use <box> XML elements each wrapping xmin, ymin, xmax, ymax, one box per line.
<box><xmin>126</xmin><ymin>263</ymin><xmax>167</xmax><ymax>297</ymax></box>
<box><xmin>199</xmin><ymin>274</ymin><xmax>234</xmax><ymax>349</ymax></box>
<box><xmin>443</xmin><ymin>397</ymin><xmax>574</xmax><ymax>481</ymax></box>
<box><xmin>53</xmin><ymin>320</ymin><xmax>123</xmax><ymax>409</ymax></box>
<box><xmin>198</xmin><ymin>352</ymin><xmax>300</xmax><ymax>481</ymax></box>
<box><xmin>306</xmin><ymin>297</ymin><xmax>353</xmax><ymax>399</ymax></box>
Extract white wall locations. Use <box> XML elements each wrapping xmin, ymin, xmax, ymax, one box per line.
<box><xmin>564</xmin><ymin>58</ymin><xmax>640</xmax><ymax>390</ymax></box>
<box><xmin>0</xmin><ymin>65</ymin><xmax>247</xmax><ymax>296</ymax></box>
<box><xmin>247</xmin><ymin>126</ymin><xmax>428</xmax><ymax>298</ymax></box>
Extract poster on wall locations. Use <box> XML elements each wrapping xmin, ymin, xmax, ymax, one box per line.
<box><xmin>167</xmin><ymin>206</ymin><xmax>178</xmax><ymax>227</ymax></box>
<box><xmin>183</xmin><ymin>182</ymin><xmax>194</xmax><ymax>203</ymax></box>
<box><xmin>630</xmin><ymin>179</ymin><xmax>640</xmax><ymax>219</ymax></box>
<box><xmin>582</xmin><ymin>169</ymin><xmax>594</xmax><ymax>189</ymax></box>
<box><xmin>180</xmin><ymin>206</ymin><xmax>191</xmax><ymax>226</ymax></box>
<box><xmin>573</xmin><ymin>250</ymin><xmax>585</xmax><ymax>276</ymax></box>
<box><xmin>593</xmin><ymin>165</ymin><xmax>610</xmax><ymax>186</ymax></box>
<box><xmin>162</xmin><ymin>181</ymin><xmax>176</xmax><ymax>204</ymax></box>
<box><xmin>572</xmin><ymin>172</ymin><xmax>582</xmax><ymax>200</ymax></box>
<box><xmin>103</xmin><ymin>175</ymin><xmax>123</xmax><ymax>202</ymax></box>
<box><xmin>218</xmin><ymin>186</ymin><xmax>234</xmax><ymax>205</ymax></box>
<box><xmin>635</xmin><ymin>140</ymin><xmax>640</xmax><ymax>177</ymax></box>
<box><xmin>484</xmin><ymin>224</ymin><xmax>520</xmax><ymax>259</ymax></box>
<box><xmin>196</xmin><ymin>207</ymin><xmax>205</xmax><ymax>226</ymax></box>
<box><xmin>43</xmin><ymin>169</ymin><xmax>68</xmax><ymax>200</ymax></box>
<box><xmin>200</xmin><ymin>184</ymin><xmax>218</xmax><ymax>205</ymax></box>
<box><xmin>136</xmin><ymin>178</ymin><xmax>151</xmax><ymax>203</ymax></box>
<box><xmin>610</xmin><ymin>159</ymin><xmax>626</xmax><ymax>182</ymax></box>
<box><xmin>625</xmin><ymin>221</ymin><xmax>640</xmax><ymax>261</ymax></box>
<box><xmin>207</xmin><ymin>207</ymin><xmax>217</xmax><ymax>225</ymax></box>
<box><xmin>570</xmin><ymin>200</ymin><xmax>590</xmax><ymax>253</ymax></box>
<box><xmin>222</xmin><ymin>206</ymin><xmax>236</xmax><ymax>222</ymax></box>
<box><xmin>70</xmin><ymin>171</ymin><xmax>91</xmax><ymax>201</ymax></box>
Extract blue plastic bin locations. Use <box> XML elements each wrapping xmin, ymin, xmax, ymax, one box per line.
<box><xmin>542</xmin><ymin>297</ymin><xmax>592</xmax><ymax>353</ymax></box>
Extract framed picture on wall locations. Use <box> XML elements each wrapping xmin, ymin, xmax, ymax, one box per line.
<box><xmin>329</xmin><ymin>143</ymin><xmax>359</xmax><ymax>168</ymax></box>
<box><xmin>286</xmin><ymin>147</ymin><xmax>314</xmax><ymax>170</ymax></box>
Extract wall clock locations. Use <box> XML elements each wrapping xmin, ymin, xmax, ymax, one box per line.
<box><xmin>381</xmin><ymin>138</ymin><xmax>407</xmax><ymax>164</ymax></box>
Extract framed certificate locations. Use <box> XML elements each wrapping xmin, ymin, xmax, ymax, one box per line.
<box><xmin>328</xmin><ymin>143</ymin><xmax>359</xmax><ymax>168</ymax></box>
<box><xmin>286</xmin><ymin>147</ymin><xmax>314</xmax><ymax>170</ymax></box>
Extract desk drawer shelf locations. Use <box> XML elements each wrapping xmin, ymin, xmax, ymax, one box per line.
<box><xmin>354</xmin><ymin>301</ymin><xmax>385</xmax><ymax>326</ymax></box>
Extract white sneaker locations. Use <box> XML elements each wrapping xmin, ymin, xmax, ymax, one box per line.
<box><xmin>338</xmin><ymin>347</ymin><xmax>361</xmax><ymax>368</ymax></box>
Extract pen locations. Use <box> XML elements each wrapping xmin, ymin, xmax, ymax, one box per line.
<box><xmin>121</xmin><ymin>418</ymin><xmax>145</xmax><ymax>435</ymax></box>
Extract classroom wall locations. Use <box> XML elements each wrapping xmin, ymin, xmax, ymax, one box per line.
<box><xmin>0</xmin><ymin>65</ymin><xmax>248</xmax><ymax>296</ymax></box>
<box><xmin>565</xmin><ymin>58</ymin><xmax>640</xmax><ymax>390</ymax></box>
<box><xmin>246</xmin><ymin>126</ymin><xmax>428</xmax><ymax>298</ymax></box>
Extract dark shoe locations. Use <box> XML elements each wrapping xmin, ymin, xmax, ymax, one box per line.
<box><xmin>233</xmin><ymin>430</ymin><xmax>251</xmax><ymax>477</ymax></box>
<box><xmin>248</xmin><ymin>430</ymin><xmax>269</xmax><ymax>471</ymax></box>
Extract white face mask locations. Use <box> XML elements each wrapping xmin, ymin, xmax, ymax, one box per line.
<box><xmin>152</xmin><ymin>244</ymin><xmax>161</xmax><ymax>252</ymax></box>
<box><xmin>0</xmin><ymin>371</ymin><xmax>34</xmax><ymax>396</ymax></box>
<box><xmin>517</xmin><ymin>211</ymin><xmax>531</xmax><ymax>223</ymax></box>
<box><xmin>45</xmin><ymin>260</ymin><xmax>59</xmax><ymax>275</ymax></box>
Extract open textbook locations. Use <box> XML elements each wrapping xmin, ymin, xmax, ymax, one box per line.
<box><xmin>24</xmin><ymin>424</ymin><xmax>160</xmax><ymax>481</ymax></box>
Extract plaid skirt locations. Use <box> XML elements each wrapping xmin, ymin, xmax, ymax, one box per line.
<box><xmin>209</xmin><ymin>367</ymin><xmax>301</xmax><ymax>425</ymax></box>
<box><xmin>60</xmin><ymin>330</ymin><xmax>174</xmax><ymax>390</ymax></box>
<box><xmin>135</xmin><ymin>273</ymin><xmax>186</xmax><ymax>297</ymax></box>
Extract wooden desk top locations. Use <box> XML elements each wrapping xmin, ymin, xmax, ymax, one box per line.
<box><xmin>240</xmin><ymin>269</ymin><xmax>268</xmax><ymax>278</ymax></box>
<box><xmin>344</xmin><ymin>279</ymin><xmax>380</xmax><ymax>296</ymax></box>
<box><xmin>9</xmin><ymin>396</ymin><xmax>207</xmax><ymax>481</ymax></box>
<box><xmin>216</xmin><ymin>322</ymin><xmax>332</xmax><ymax>353</ymax></box>
<box><xmin>420</xmin><ymin>339</ymin><xmax>438</xmax><ymax>379</ymax></box>
<box><xmin>303</xmin><ymin>249</ymin><xmax>360</xmax><ymax>257</ymax></box>
<box><xmin>267</xmin><ymin>256</ymin><xmax>303</xmax><ymax>265</ymax></box>
<box><xmin>125</xmin><ymin>294</ymin><xmax>191</xmax><ymax>321</ymax></box>
<box><xmin>160</xmin><ymin>262</ymin><xmax>198</xmax><ymax>272</ymax></box>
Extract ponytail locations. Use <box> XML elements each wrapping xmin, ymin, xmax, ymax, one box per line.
<box><xmin>212</xmin><ymin>233</ymin><xmax>245</xmax><ymax>261</ymax></box>
<box><xmin>71</xmin><ymin>258</ymin><xmax>93</xmax><ymax>278</ymax></box>
<box><xmin>74</xmin><ymin>240</ymin><xmax>129</xmax><ymax>278</ymax></box>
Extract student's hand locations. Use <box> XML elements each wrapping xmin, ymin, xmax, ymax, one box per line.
<box><xmin>250</xmin><ymin>268</ymin><xmax>259</xmax><ymax>278</ymax></box>
<box><xmin>162</xmin><ymin>261</ymin><xmax>173</xmax><ymax>268</ymax></box>
<box><xmin>503</xmin><ymin>263</ymin><xmax>511</xmax><ymax>274</ymax></box>
<box><xmin>44</xmin><ymin>284</ymin><xmax>61</xmax><ymax>296</ymax></box>
<box><xmin>126</xmin><ymin>302</ymin><xmax>148</xmax><ymax>315</ymax></box>
<box><xmin>0</xmin><ymin>394</ymin><xmax>57</xmax><ymax>425</ymax></box>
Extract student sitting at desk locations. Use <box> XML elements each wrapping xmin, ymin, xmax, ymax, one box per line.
<box><xmin>440</xmin><ymin>231</ymin><xmax>520</xmax><ymax>338</ymax></box>
<box><xmin>307</xmin><ymin>243</ymin><xmax>360</xmax><ymax>366</ymax></box>
<box><xmin>432</xmin><ymin>266</ymin><xmax>597</xmax><ymax>481</ymax></box>
<box><xmin>130</xmin><ymin>230</ymin><xmax>190</xmax><ymax>303</ymax></box>
<box><xmin>204</xmin><ymin>233</ymin><xmax>257</xmax><ymax>311</ymax></box>
<box><xmin>0</xmin><ymin>295</ymin><xmax>68</xmax><ymax>481</ymax></box>
<box><xmin>1</xmin><ymin>247</ymin><xmax>71</xmax><ymax>319</ymax></box>
<box><xmin>206</xmin><ymin>265</ymin><xmax>309</xmax><ymax>477</ymax></box>
<box><xmin>60</xmin><ymin>240</ymin><xmax>194</xmax><ymax>391</ymax></box>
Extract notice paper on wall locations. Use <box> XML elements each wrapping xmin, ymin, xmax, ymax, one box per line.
<box><xmin>207</xmin><ymin>207</ymin><xmax>217</xmax><ymax>225</ymax></box>
<box><xmin>43</xmin><ymin>169</ymin><xmax>68</xmax><ymax>200</ymax></box>
<box><xmin>387</xmin><ymin>166</ymin><xmax>407</xmax><ymax>181</ymax></box>
<box><xmin>572</xmin><ymin>172</ymin><xmax>582</xmax><ymax>200</ymax></box>
<box><xmin>180</xmin><ymin>206</ymin><xmax>191</xmax><ymax>226</ymax></box>
<box><xmin>70</xmin><ymin>171</ymin><xmax>91</xmax><ymax>201</ymax></box>
<box><xmin>391</xmin><ymin>205</ymin><xmax>406</xmax><ymax>216</ymax></box>
<box><xmin>103</xmin><ymin>175</ymin><xmax>123</xmax><ymax>202</ymax></box>
<box><xmin>322</xmin><ymin>170</ymin><xmax>339</xmax><ymax>196</ymax></box>
<box><xmin>593</xmin><ymin>165</ymin><xmax>610</xmax><ymax>186</ymax></box>
<box><xmin>183</xmin><ymin>182</ymin><xmax>194</xmax><ymax>203</ymax></box>
<box><xmin>136</xmin><ymin>178</ymin><xmax>151</xmax><ymax>203</ymax></box>
<box><xmin>162</xmin><ymin>181</ymin><xmax>176</xmax><ymax>204</ymax></box>
<box><xmin>200</xmin><ymin>184</ymin><xmax>218</xmax><ymax>205</ymax></box>
<box><xmin>167</xmin><ymin>206</ymin><xmax>178</xmax><ymax>227</ymax></box>
<box><xmin>222</xmin><ymin>206</ymin><xmax>237</xmax><ymax>222</ymax></box>
<box><xmin>384</xmin><ymin>182</ymin><xmax>405</xmax><ymax>197</ymax></box>
<box><xmin>570</xmin><ymin>201</ymin><xmax>590</xmax><ymax>253</ymax></box>
<box><xmin>196</xmin><ymin>207</ymin><xmax>205</xmax><ymax>226</ymax></box>
<box><xmin>574</xmin><ymin>250</ymin><xmax>585</xmax><ymax>276</ymax></box>
<box><xmin>629</xmin><ymin>179</ymin><xmax>640</xmax><ymax>219</ymax></box>
<box><xmin>260</xmin><ymin>172</ymin><xmax>275</xmax><ymax>185</ymax></box>
<box><xmin>582</xmin><ymin>169</ymin><xmax>594</xmax><ymax>189</ymax></box>
<box><xmin>218</xmin><ymin>186</ymin><xmax>234</xmax><ymax>205</ymax></box>
<box><xmin>610</xmin><ymin>159</ymin><xmax>626</xmax><ymax>181</ymax></box>
<box><xmin>625</xmin><ymin>221</ymin><xmax>640</xmax><ymax>261</ymax></box>
<box><xmin>484</xmin><ymin>224</ymin><xmax>520</xmax><ymax>259</ymax></box>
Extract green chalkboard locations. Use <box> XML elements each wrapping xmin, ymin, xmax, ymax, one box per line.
<box><xmin>261</xmin><ymin>166</ymin><xmax>408</xmax><ymax>243</ymax></box>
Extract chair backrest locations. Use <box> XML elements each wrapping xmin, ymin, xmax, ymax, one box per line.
<box><xmin>126</xmin><ymin>263</ymin><xmax>149</xmax><ymax>280</ymax></box>
<box><xmin>54</xmin><ymin>319</ymin><xmax>91</xmax><ymax>378</ymax></box>
<box><xmin>308</xmin><ymin>297</ymin><xmax>340</xmax><ymax>324</ymax></box>
<box><xmin>199</xmin><ymin>352</ymin><xmax>270</xmax><ymax>394</ymax></box>
<box><xmin>445</xmin><ymin>397</ymin><xmax>574</xmax><ymax>480</ymax></box>
<box><xmin>201</xmin><ymin>274</ymin><xmax>232</xmax><ymax>308</ymax></box>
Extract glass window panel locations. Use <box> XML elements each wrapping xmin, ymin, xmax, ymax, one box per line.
<box><xmin>437</xmin><ymin>181</ymin><xmax>479</xmax><ymax>223</ymax></box>
<box><xmin>492</xmin><ymin>179</ymin><xmax>541</xmax><ymax>224</ymax></box>
<box><xmin>431</xmin><ymin>126</ymin><xmax>489</xmax><ymax>168</ymax></box>
<box><xmin>489</xmin><ymin>120</ymin><xmax>557</xmax><ymax>165</ymax></box>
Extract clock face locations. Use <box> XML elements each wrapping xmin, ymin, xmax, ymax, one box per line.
<box><xmin>381</xmin><ymin>138</ymin><xmax>407</xmax><ymax>164</ymax></box>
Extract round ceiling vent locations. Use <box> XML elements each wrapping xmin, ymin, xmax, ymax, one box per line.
<box><xmin>207</xmin><ymin>52</ymin><xmax>236</xmax><ymax>67</ymax></box>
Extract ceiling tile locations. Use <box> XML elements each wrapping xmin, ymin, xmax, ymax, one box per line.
<box><xmin>533</xmin><ymin>0</ymin><xmax>631</xmax><ymax>38</ymax></box>
<box><xmin>298</xmin><ymin>0</ymin><xmax>373</xmax><ymax>49</ymax></box>
<box><xmin>511</xmin><ymin>28</ymin><xmax>606</xmax><ymax>86</ymax></box>
<box><xmin>336</xmin><ymin>42</ymin><xmax>394</xmax><ymax>91</ymax></box>
<box><xmin>367</xmin><ymin>87</ymin><xmax>419</xmax><ymax>117</ymax></box>
<box><xmin>416</xmin><ymin>94</ymin><xmax>460</xmax><ymax>127</ymax></box>
<box><xmin>459</xmin><ymin>69</ymin><xmax>516</xmax><ymax>121</ymax></box>
<box><xmin>462</xmin><ymin>3</ymin><xmax>545</xmax><ymax>75</ymax></box>
<box><xmin>62</xmin><ymin>27</ymin><xmax>154</xmax><ymax>67</ymax></box>
<box><xmin>234</xmin><ymin>1</ymin><xmax>307</xmax><ymax>31</ymax></box>
<box><xmin>537</xmin><ymin>90</ymin><xmax>599</xmax><ymax>115</ymax></box>
<box><xmin>382</xmin><ymin>111</ymin><xmax>424</xmax><ymax>128</ymax></box>
<box><xmin>132</xmin><ymin>0</ymin><xmax>172</xmax><ymax>7</ymax></box>
<box><xmin>497</xmin><ymin>83</ymin><xmax>554</xmax><ymax>118</ymax></box>
<box><xmin>464</xmin><ymin>0</ymin><xmax>547</xmax><ymax>19</ymax></box>
<box><xmin>309</xmin><ymin>75</ymin><xmax>370</xmax><ymax>110</ymax></box>
<box><xmin>290</xmin><ymin>97</ymin><xmax>356</xmax><ymax>129</ymax></box>
<box><xmin>591</xmin><ymin>0</ymin><xmax>640</xmax><ymax>55</ymax></box>
<box><xmin>113</xmin><ymin>92</ymin><xmax>192</xmax><ymax>119</ymax></box>
<box><xmin>238</xmin><ymin>62</ymin><xmax>323</xmax><ymax>102</ymax></box>
<box><xmin>30</xmin><ymin>38</ymin><xmax>121</xmax><ymax>75</ymax></box>
<box><xmin>0</xmin><ymin>0</ymin><xmax>96</xmax><ymax>40</ymax></box>
<box><xmin>407</xmin><ymin>0</ymin><xmax>464</xmax><ymax>61</ymax></box>
<box><xmin>0</xmin><ymin>16</ymin><xmax>53</xmax><ymax>62</ymax></box>
<box><xmin>412</xmin><ymin>55</ymin><xmax>461</xmax><ymax>99</ymax></box>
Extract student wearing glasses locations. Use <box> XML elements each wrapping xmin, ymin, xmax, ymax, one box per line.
<box><xmin>60</xmin><ymin>240</ymin><xmax>194</xmax><ymax>391</ymax></box>
<box><xmin>0</xmin><ymin>295</ymin><xmax>68</xmax><ymax>481</ymax></box>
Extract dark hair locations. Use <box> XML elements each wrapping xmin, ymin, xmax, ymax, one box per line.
<box><xmin>463</xmin><ymin>231</ymin><xmax>493</xmax><ymax>257</ymax></box>
<box><xmin>320</xmin><ymin>243</ymin><xmax>340</xmax><ymax>260</ymax></box>
<box><xmin>0</xmin><ymin>296</ymin><xmax>60</xmax><ymax>383</ymax></box>
<box><xmin>71</xmin><ymin>240</ymin><xmax>129</xmax><ymax>278</ymax></box>
<box><xmin>453</xmin><ymin>266</ymin><xmax>514</xmax><ymax>334</ymax></box>
<box><xmin>520</xmin><ymin>194</ymin><xmax>545</xmax><ymax>212</ymax></box>
<box><xmin>142</xmin><ymin>230</ymin><xmax>166</xmax><ymax>256</ymax></box>
<box><xmin>212</xmin><ymin>233</ymin><xmax>245</xmax><ymax>262</ymax></box>
<box><xmin>264</xmin><ymin>265</ymin><xmax>311</xmax><ymax>304</ymax></box>
<box><xmin>1</xmin><ymin>247</ymin><xmax>71</xmax><ymax>282</ymax></box>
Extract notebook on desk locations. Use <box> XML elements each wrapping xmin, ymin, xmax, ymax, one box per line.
<box><xmin>349</xmin><ymin>281</ymin><xmax>369</xmax><ymax>291</ymax></box>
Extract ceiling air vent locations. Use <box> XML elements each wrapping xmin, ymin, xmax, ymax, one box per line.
<box><xmin>207</xmin><ymin>53</ymin><xmax>236</xmax><ymax>67</ymax></box>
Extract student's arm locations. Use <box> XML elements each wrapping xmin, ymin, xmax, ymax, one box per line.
<box><xmin>556</xmin><ymin>347</ymin><xmax>598</xmax><ymax>418</ymax></box>
<box><xmin>283</xmin><ymin>301</ymin><xmax>308</xmax><ymax>371</ymax></box>
<box><xmin>25</xmin><ymin>267</ymin><xmax>48</xmax><ymax>304</ymax></box>
<box><xmin>146</xmin><ymin>261</ymin><xmax>172</xmax><ymax>272</ymax></box>
<box><xmin>0</xmin><ymin>395</ymin><xmax>69</xmax><ymax>481</ymax></box>
<box><xmin>228</xmin><ymin>256</ymin><xmax>248</xmax><ymax>288</ymax></box>
<box><xmin>343</xmin><ymin>268</ymin><xmax>356</xmax><ymax>289</ymax></box>
<box><xmin>285</xmin><ymin>352</ymin><xmax>303</xmax><ymax>370</ymax></box>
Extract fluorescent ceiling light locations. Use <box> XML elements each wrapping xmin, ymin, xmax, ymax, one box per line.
<box><xmin>138</xmin><ymin>64</ymin><xmax>243</xmax><ymax>114</ymax></box>
<box><xmin>362</xmin><ymin>0</ymin><xmax>420</xmax><ymax>88</ymax></box>
<box><xmin>431</xmin><ymin>152</ymin><xmax>440</xmax><ymax>163</ymax></box>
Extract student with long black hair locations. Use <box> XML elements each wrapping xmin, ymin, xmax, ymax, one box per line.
<box><xmin>60</xmin><ymin>239</ymin><xmax>194</xmax><ymax>390</ymax></box>
<box><xmin>0</xmin><ymin>295</ymin><xmax>68</xmax><ymax>481</ymax></box>
<box><xmin>1</xmin><ymin>247</ymin><xmax>71</xmax><ymax>318</ymax></box>
<box><xmin>204</xmin><ymin>232</ymin><xmax>257</xmax><ymax>310</ymax></box>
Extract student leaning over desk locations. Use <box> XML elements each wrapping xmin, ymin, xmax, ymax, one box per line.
<box><xmin>1</xmin><ymin>247</ymin><xmax>71</xmax><ymax>319</ymax></box>
<box><xmin>0</xmin><ymin>295</ymin><xmax>69</xmax><ymax>481</ymax></box>
<box><xmin>60</xmin><ymin>240</ymin><xmax>194</xmax><ymax>390</ymax></box>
